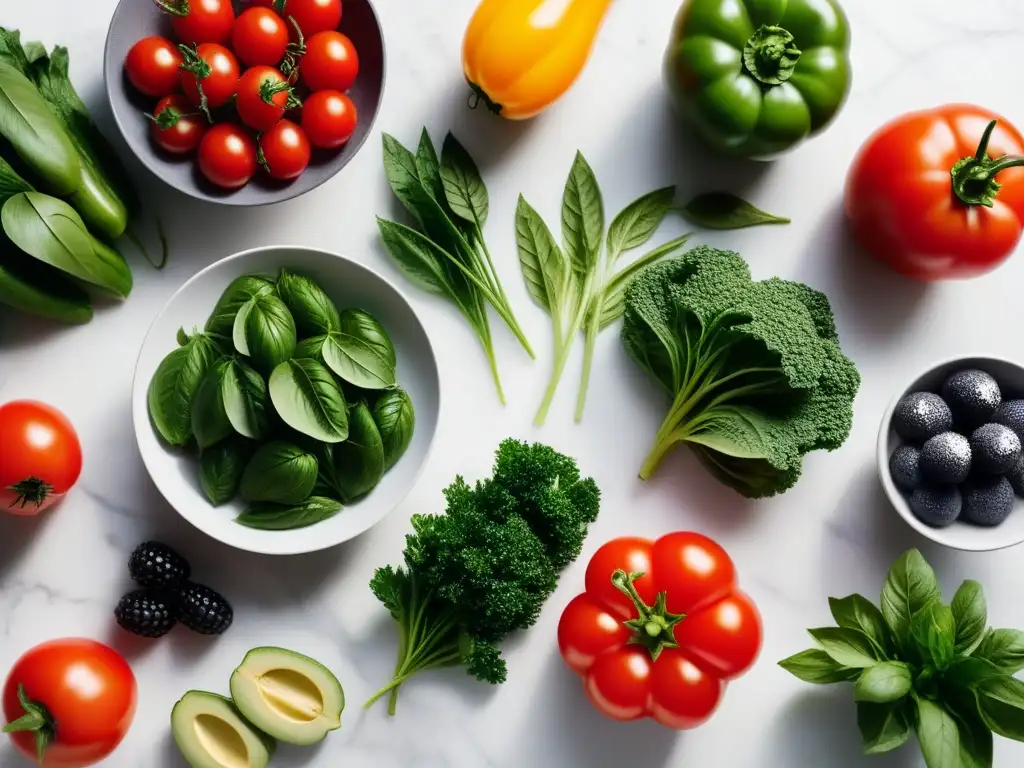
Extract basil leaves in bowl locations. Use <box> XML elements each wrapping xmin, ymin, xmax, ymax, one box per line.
<box><xmin>132</xmin><ymin>246</ymin><xmax>439</xmax><ymax>555</ymax></box>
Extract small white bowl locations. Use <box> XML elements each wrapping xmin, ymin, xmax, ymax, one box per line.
<box><xmin>132</xmin><ymin>246</ymin><xmax>440</xmax><ymax>555</ymax></box>
<box><xmin>877</xmin><ymin>356</ymin><xmax>1024</xmax><ymax>552</ymax></box>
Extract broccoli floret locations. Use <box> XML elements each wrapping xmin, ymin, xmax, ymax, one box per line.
<box><xmin>622</xmin><ymin>246</ymin><xmax>860</xmax><ymax>498</ymax></box>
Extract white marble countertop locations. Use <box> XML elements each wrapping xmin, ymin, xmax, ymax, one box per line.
<box><xmin>3</xmin><ymin>0</ymin><xmax>1024</xmax><ymax>765</ymax></box>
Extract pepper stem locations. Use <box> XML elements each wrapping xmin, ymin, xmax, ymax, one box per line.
<box><xmin>2</xmin><ymin>686</ymin><xmax>55</xmax><ymax>765</ymax></box>
<box><xmin>950</xmin><ymin>120</ymin><xmax>1024</xmax><ymax>207</ymax></box>
<box><xmin>6</xmin><ymin>478</ymin><xmax>53</xmax><ymax>509</ymax></box>
<box><xmin>742</xmin><ymin>25</ymin><xmax>802</xmax><ymax>86</ymax></box>
<box><xmin>610</xmin><ymin>569</ymin><xmax>685</xmax><ymax>662</ymax></box>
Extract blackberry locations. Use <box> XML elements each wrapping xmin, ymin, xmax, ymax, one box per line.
<box><xmin>941</xmin><ymin>369</ymin><xmax>1001</xmax><ymax>429</ymax></box>
<box><xmin>129</xmin><ymin>541</ymin><xmax>191</xmax><ymax>588</ymax></box>
<box><xmin>178</xmin><ymin>583</ymin><xmax>233</xmax><ymax>635</ymax></box>
<box><xmin>919</xmin><ymin>432</ymin><xmax>972</xmax><ymax>484</ymax></box>
<box><xmin>892</xmin><ymin>392</ymin><xmax>953</xmax><ymax>443</ymax></box>
<box><xmin>115</xmin><ymin>589</ymin><xmax>177</xmax><ymax>638</ymax></box>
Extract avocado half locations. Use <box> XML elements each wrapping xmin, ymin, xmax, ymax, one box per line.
<box><xmin>229</xmin><ymin>646</ymin><xmax>344</xmax><ymax>746</ymax></box>
<box><xmin>171</xmin><ymin>691</ymin><xmax>275</xmax><ymax>768</ymax></box>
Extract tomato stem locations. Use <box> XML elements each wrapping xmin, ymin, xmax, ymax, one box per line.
<box><xmin>153</xmin><ymin>0</ymin><xmax>189</xmax><ymax>18</ymax></box>
<box><xmin>6</xmin><ymin>478</ymin><xmax>53</xmax><ymax>509</ymax></box>
<box><xmin>2</xmin><ymin>685</ymin><xmax>55</xmax><ymax>764</ymax></box>
<box><xmin>177</xmin><ymin>44</ymin><xmax>213</xmax><ymax>121</ymax></box>
<box><xmin>951</xmin><ymin>120</ymin><xmax>1024</xmax><ymax>207</ymax></box>
<box><xmin>742</xmin><ymin>25</ymin><xmax>801</xmax><ymax>86</ymax></box>
<box><xmin>610</xmin><ymin>569</ymin><xmax>685</xmax><ymax>662</ymax></box>
<box><xmin>467</xmin><ymin>82</ymin><xmax>502</xmax><ymax>116</ymax></box>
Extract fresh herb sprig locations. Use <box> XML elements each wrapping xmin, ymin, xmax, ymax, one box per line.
<box><xmin>780</xmin><ymin>549</ymin><xmax>1024</xmax><ymax>767</ymax></box>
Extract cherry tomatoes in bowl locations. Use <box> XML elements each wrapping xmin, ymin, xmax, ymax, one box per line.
<box><xmin>300</xmin><ymin>31</ymin><xmax>359</xmax><ymax>92</ymax></box>
<box><xmin>3</xmin><ymin>638</ymin><xmax>136</xmax><ymax>767</ymax></box>
<box><xmin>302</xmin><ymin>89</ymin><xmax>357</xmax><ymax>149</ymax></box>
<box><xmin>149</xmin><ymin>95</ymin><xmax>207</xmax><ymax>155</ymax></box>
<box><xmin>160</xmin><ymin>0</ymin><xmax>235</xmax><ymax>46</ymax></box>
<box><xmin>259</xmin><ymin>120</ymin><xmax>311</xmax><ymax>180</ymax></box>
<box><xmin>232</xmin><ymin>7</ymin><xmax>290</xmax><ymax>68</ymax></box>
<box><xmin>198</xmin><ymin>123</ymin><xmax>258</xmax><ymax>190</ymax></box>
<box><xmin>124</xmin><ymin>36</ymin><xmax>182</xmax><ymax>98</ymax></box>
<box><xmin>236</xmin><ymin>66</ymin><xmax>297</xmax><ymax>132</ymax></box>
<box><xmin>280</xmin><ymin>0</ymin><xmax>343</xmax><ymax>40</ymax></box>
<box><xmin>0</xmin><ymin>400</ymin><xmax>82</xmax><ymax>515</ymax></box>
<box><xmin>180</xmin><ymin>43</ymin><xmax>240</xmax><ymax>110</ymax></box>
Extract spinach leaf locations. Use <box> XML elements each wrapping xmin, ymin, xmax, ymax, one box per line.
<box><xmin>777</xmin><ymin>648</ymin><xmax>860</xmax><ymax>684</ymax></box>
<box><xmin>320</xmin><ymin>309</ymin><xmax>396</xmax><ymax>390</ymax></box>
<box><xmin>853</xmin><ymin>661</ymin><xmax>912</xmax><ymax>704</ymax></box>
<box><xmin>277</xmin><ymin>268</ymin><xmax>340</xmax><ymax>336</ymax></box>
<box><xmin>376</xmin><ymin>216</ymin><xmax>455</xmax><ymax>296</ymax></box>
<box><xmin>516</xmin><ymin>195</ymin><xmax>570</xmax><ymax>314</ymax></box>
<box><xmin>857</xmin><ymin>701</ymin><xmax>910</xmax><ymax>755</ymax></box>
<box><xmin>372</xmin><ymin>388</ymin><xmax>415</xmax><ymax>470</ymax></box>
<box><xmin>606</xmin><ymin>186</ymin><xmax>676</xmax><ymax>259</ymax></box>
<box><xmin>199</xmin><ymin>437</ymin><xmax>253</xmax><ymax>506</ymax></box>
<box><xmin>269</xmin><ymin>358</ymin><xmax>349</xmax><ymax>442</ymax></box>
<box><xmin>148</xmin><ymin>334</ymin><xmax>221</xmax><ymax>446</ymax></box>
<box><xmin>561</xmin><ymin>152</ymin><xmax>603</xmax><ymax>274</ymax></box>
<box><xmin>913</xmin><ymin>697</ymin><xmax>960</xmax><ymax>768</ymax></box>
<box><xmin>880</xmin><ymin>549</ymin><xmax>940</xmax><ymax>658</ymax></box>
<box><xmin>415</xmin><ymin>127</ymin><xmax>445</xmax><ymax>204</ymax></box>
<box><xmin>205</xmin><ymin>274</ymin><xmax>275</xmax><ymax>339</ymax></box>
<box><xmin>0</xmin><ymin>244</ymin><xmax>91</xmax><ymax>324</ymax></box>
<box><xmin>679</xmin><ymin>192</ymin><xmax>790</xmax><ymax>230</ymax></box>
<box><xmin>234</xmin><ymin>292</ymin><xmax>296</xmax><ymax>373</ymax></box>
<box><xmin>221</xmin><ymin>357</ymin><xmax>270</xmax><ymax>440</ymax></box>
<box><xmin>440</xmin><ymin>132</ymin><xmax>488</xmax><ymax>229</ymax></box>
<box><xmin>240</xmin><ymin>440</ymin><xmax>318</xmax><ymax>504</ymax></box>
<box><xmin>2</xmin><ymin>192</ymin><xmax>132</xmax><ymax>297</ymax></box>
<box><xmin>190</xmin><ymin>357</ymin><xmax>234</xmax><ymax>450</ymax></box>
<box><xmin>951</xmin><ymin>580</ymin><xmax>987</xmax><ymax>657</ymax></box>
<box><xmin>236</xmin><ymin>496</ymin><xmax>343</xmax><ymax>531</ymax></box>
<box><xmin>334</xmin><ymin>402</ymin><xmax>386</xmax><ymax>502</ymax></box>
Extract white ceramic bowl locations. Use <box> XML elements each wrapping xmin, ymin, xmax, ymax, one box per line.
<box><xmin>133</xmin><ymin>246</ymin><xmax>440</xmax><ymax>555</ymax></box>
<box><xmin>877</xmin><ymin>356</ymin><xmax>1024</xmax><ymax>552</ymax></box>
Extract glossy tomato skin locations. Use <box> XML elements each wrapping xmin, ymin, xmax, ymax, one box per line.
<box><xmin>259</xmin><ymin>120</ymin><xmax>311</xmax><ymax>180</ymax></box>
<box><xmin>301</xmin><ymin>89</ymin><xmax>357</xmax><ymax>149</ymax></box>
<box><xmin>845</xmin><ymin>104</ymin><xmax>1024</xmax><ymax>281</ymax></box>
<box><xmin>300</xmin><ymin>31</ymin><xmax>359</xmax><ymax>92</ymax></box>
<box><xmin>169</xmin><ymin>0</ymin><xmax>235</xmax><ymax>46</ymax></box>
<box><xmin>199</xmin><ymin>123</ymin><xmax>258</xmax><ymax>190</ymax></box>
<box><xmin>180</xmin><ymin>44</ymin><xmax>240</xmax><ymax>109</ymax></box>
<box><xmin>3</xmin><ymin>639</ymin><xmax>136</xmax><ymax>767</ymax></box>
<box><xmin>0</xmin><ymin>400</ymin><xmax>82</xmax><ymax>515</ymax></box>
<box><xmin>282</xmin><ymin>0</ymin><xmax>343</xmax><ymax>40</ymax></box>
<box><xmin>124</xmin><ymin>36</ymin><xmax>182</xmax><ymax>98</ymax></box>
<box><xmin>150</xmin><ymin>95</ymin><xmax>207</xmax><ymax>155</ymax></box>
<box><xmin>558</xmin><ymin>533</ymin><xmax>762</xmax><ymax>730</ymax></box>
<box><xmin>236</xmin><ymin>66</ymin><xmax>292</xmax><ymax>132</ymax></box>
<box><xmin>232</xmin><ymin>7</ymin><xmax>290</xmax><ymax>68</ymax></box>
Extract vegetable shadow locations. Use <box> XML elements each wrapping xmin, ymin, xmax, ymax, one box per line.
<box><xmin>270</xmin><ymin>739</ymin><xmax>328</xmax><ymax>767</ymax></box>
<box><xmin>157</xmin><ymin>729</ymin><xmax>188</xmax><ymax>768</ymax></box>
<box><xmin>0</xmin><ymin>505</ymin><xmax>57</xmax><ymax>579</ymax></box>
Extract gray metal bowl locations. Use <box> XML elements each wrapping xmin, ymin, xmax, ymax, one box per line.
<box><xmin>103</xmin><ymin>0</ymin><xmax>385</xmax><ymax>206</ymax></box>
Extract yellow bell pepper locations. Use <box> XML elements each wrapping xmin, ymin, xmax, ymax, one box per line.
<box><xmin>462</xmin><ymin>0</ymin><xmax>614</xmax><ymax>121</ymax></box>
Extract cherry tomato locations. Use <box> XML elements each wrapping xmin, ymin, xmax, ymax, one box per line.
<box><xmin>259</xmin><ymin>119</ymin><xmax>311</xmax><ymax>180</ymax></box>
<box><xmin>149</xmin><ymin>94</ymin><xmax>207</xmax><ymax>155</ymax></box>
<box><xmin>3</xmin><ymin>639</ymin><xmax>136</xmax><ymax>767</ymax></box>
<box><xmin>161</xmin><ymin>0</ymin><xmax>235</xmax><ymax>46</ymax></box>
<box><xmin>0</xmin><ymin>401</ymin><xmax>82</xmax><ymax>515</ymax></box>
<box><xmin>846</xmin><ymin>104</ymin><xmax>1024</xmax><ymax>281</ymax></box>
<box><xmin>299</xmin><ymin>31</ymin><xmax>358</xmax><ymax>92</ymax></box>
<box><xmin>301</xmin><ymin>89</ymin><xmax>357</xmax><ymax>149</ymax></box>
<box><xmin>198</xmin><ymin>123</ymin><xmax>258</xmax><ymax>190</ymax></box>
<box><xmin>236</xmin><ymin>66</ymin><xmax>296</xmax><ymax>132</ymax></box>
<box><xmin>179</xmin><ymin>43</ymin><xmax>240</xmax><ymax>110</ymax></box>
<box><xmin>124</xmin><ymin>36</ymin><xmax>182</xmax><ymax>98</ymax></box>
<box><xmin>232</xmin><ymin>7</ymin><xmax>290</xmax><ymax>68</ymax></box>
<box><xmin>280</xmin><ymin>0</ymin><xmax>343</xmax><ymax>40</ymax></box>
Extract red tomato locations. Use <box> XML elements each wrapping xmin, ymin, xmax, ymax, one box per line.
<box><xmin>198</xmin><ymin>123</ymin><xmax>258</xmax><ymax>190</ymax></box>
<box><xmin>280</xmin><ymin>0</ymin><xmax>343</xmax><ymax>40</ymax></box>
<box><xmin>3</xmin><ymin>639</ymin><xmax>136</xmax><ymax>767</ymax></box>
<box><xmin>179</xmin><ymin>43</ymin><xmax>240</xmax><ymax>110</ymax></box>
<box><xmin>301</xmin><ymin>89</ymin><xmax>357</xmax><ymax>149</ymax></box>
<box><xmin>149</xmin><ymin>94</ymin><xmax>207</xmax><ymax>155</ymax></box>
<box><xmin>259</xmin><ymin>120</ymin><xmax>311</xmax><ymax>180</ymax></box>
<box><xmin>558</xmin><ymin>533</ymin><xmax>762</xmax><ymax>730</ymax></box>
<box><xmin>0</xmin><ymin>401</ymin><xmax>82</xmax><ymax>515</ymax></box>
<box><xmin>159</xmin><ymin>0</ymin><xmax>235</xmax><ymax>45</ymax></box>
<box><xmin>846</xmin><ymin>104</ymin><xmax>1024</xmax><ymax>281</ymax></box>
<box><xmin>232</xmin><ymin>7</ymin><xmax>290</xmax><ymax>68</ymax></box>
<box><xmin>236</xmin><ymin>66</ymin><xmax>296</xmax><ymax>132</ymax></box>
<box><xmin>299</xmin><ymin>31</ymin><xmax>359</xmax><ymax>92</ymax></box>
<box><xmin>124</xmin><ymin>36</ymin><xmax>182</xmax><ymax>98</ymax></box>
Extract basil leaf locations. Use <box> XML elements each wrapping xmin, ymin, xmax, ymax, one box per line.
<box><xmin>176</xmin><ymin>327</ymin><xmax>190</xmax><ymax>346</ymax></box>
<box><xmin>221</xmin><ymin>357</ymin><xmax>269</xmax><ymax>440</ymax></box>
<box><xmin>912</xmin><ymin>601</ymin><xmax>956</xmax><ymax>670</ymax></box>
<box><xmin>880</xmin><ymin>549</ymin><xmax>940</xmax><ymax>657</ymax></box>
<box><xmin>319</xmin><ymin>309</ymin><xmax>396</xmax><ymax>390</ymax></box>
<box><xmin>277</xmin><ymin>269</ymin><xmax>340</xmax><ymax>337</ymax></box>
<box><xmin>440</xmin><ymin>132</ymin><xmax>488</xmax><ymax>229</ymax></box>
<box><xmin>239</xmin><ymin>441</ymin><xmax>318</xmax><ymax>505</ymax></box>
<box><xmin>853</xmin><ymin>661</ymin><xmax>912</xmax><ymax>704</ymax></box>
<box><xmin>382</xmin><ymin>132</ymin><xmax>427</xmax><ymax>223</ymax></box>
<box><xmin>376</xmin><ymin>216</ymin><xmax>454</xmax><ymax>296</ymax></box>
<box><xmin>679</xmin><ymin>192</ymin><xmax>790</xmax><ymax>230</ymax></box>
<box><xmin>777</xmin><ymin>648</ymin><xmax>860</xmax><ymax>684</ymax></box>
<box><xmin>952</xmin><ymin>580</ymin><xmax>987</xmax><ymax>657</ymax></box>
<box><xmin>516</xmin><ymin>194</ymin><xmax>570</xmax><ymax>314</ymax></box>
<box><xmin>148</xmin><ymin>334</ymin><xmax>220</xmax><ymax>446</ymax></box>
<box><xmin>561</xmin><ymin>151</ymin><xmax>603</xmax><ymax>274</ymax></box>
<box><xmin>372</xmin><ymin>388</ymin><xmax>415</xmax><ymax>470</ymax></box>
<box><xmin>205</xmin><ymin>274</ymin><xmax>275</xmax><ymax>339</ymax></box>
<box><xmin>415</xmin><ymin>128</ymin><xmax>445</xmax><ymax>204</ymax></box>
<box><xmin>0</xmin><ymin>246</ymin><xmax>92</xmax><ymax>324</ymax></box>
<box><xmin>606</xmin><ymin>186</ymin><xmax>676</xmax><ymax>260</ymax></box>
<box><xmin>199</xmin><ymin>438</ymin><xmax>253</xmax><ymax>506</ymax></box>
<box><xmin>974</xmin><ymin>676</ymin><xmax>1024</xmax><ymax>741</ymax></box>
<box><xmin>913</xmin><ymin>697</ymin><xmax>961</xmax><ymax>768</ymax></box>
<box><xmin>334</xmin><ymin>402</ymin><xmax>386</xmax><ymax>502</ymax></box>
<box><xmin>829</xmin><ymin>594</ymin><xmax>894</xmax><ymax>658</ymax></box>
<box><xmin>236</xmin><ymin>496</ymin><xmax>343</xmax><ymax>531</ymax></box>
<box><xmin>857</xmin><ymin>701</ymin><xmax>911</xmax><ymax>755</ymax></box>
<box><xmin>234</xmin><ymin>292</ymin><xmax>296</xmax><ymax>373</ymax></box>
<box><xmin>974</xmin><ymin>629</ymin><xmax>1024</xmax><ymax>674</ymax></box>
<box><xmin>808</xmin><ymin>627</ymin><xmax>881</xmax><ymax>669</ymax></box>
<box><xmin>947</xmin><ymin>696</ymin><xmax>994</xmax><ymax>768</ymax></box>
<box><xmin>945</xmin><ymin>656</ymin><xmax>1002</xmax><ymax>691</ymax></box>
<box><xmin>190</xmin><ymin>357</ymin><xmax>234</xmax><ymax>450</ymax></box>
<box><xmin>269</xmin><ymin>358</ymin><xmax>349</xmax><ymax>443</ymax></box>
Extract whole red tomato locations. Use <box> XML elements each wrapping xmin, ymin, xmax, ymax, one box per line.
<box><xmin>236</xmin><ymin>66</ymin><xmax>296</xmax><ymax>132</ymax></box>
<box><xmin>301</xmin><ymin>89</ymin><xmax>357</xmax><ymax>149</ymax></box>
<box><xmin>558</xmin><ymin>533</ymin><xmax>762</xmax><ymax>729</ymax></box>
<box><xmin>149</xmin><ymin>94</ymin><xmax>207</xmax><ymax>155</ymax></box>
<box><xmin>259</xmin><ymin>120</ymin><xmax>311</xmax><ymax>180</ymax></box>
<box><xmin>199</xmin><ymin>123</ymin><xmax>258</xmax><ymax>190</ymax></box>
<box><xmin>299</xmin><ymin>30</ymin><xmax>359</xmax><ymax>92</ymax></box>
<box><xmin>157</xmin><ymin>0</ymin><xmax>235</xmax><ymax>46</ymax></box>
<box><xmin>232</xmin><ymin>7</ymin><xmax>290</xmax><ymax>68</ymax></box>
<box><xmin>124</xmin><ymin>36</ymin><xmax>182</xmax><ymax>98</ymax></box>
<box><xmin>846</xmin><ymin>104</ymin><xmax>1024</xmax><ymax>280</ymax></box>
<box><xmin>0</xmin><ymin>401</ymin><xmax>82</xmax><ymax>515</ymax></box>
<box><xmin>3</xmin><ymin>639</ymin><xmax>136</xmax><ymax>767</ymax></box>
<box><xmin>179</xmin><ymin>43</ymin><xmax>240</xmax><ymax>111</ymax></box>
<box><xmin>280</xmin><ymin>0</ymin><xmax>343</xmax><ymax>40</ymax></box>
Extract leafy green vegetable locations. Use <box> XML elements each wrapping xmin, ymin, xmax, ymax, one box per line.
<box><xmin>952</xmin><ymin>580</ymin><xmax>987</xmax><ymax>657</ymax></box>
<box><xmin>778</xmin><ymin>648</ymin><xmax>859</xmax><ymax>684</ymax></box>
<box><xmin>236</xmin><ymin>496</ymin><xmax>343</xmax><ymax>531</ymax></box>
<box><xmin>333</xmin><ymin>402</ymin><xmax>385</xmax><ymax>502</ymax></box>
<box><xmin>320</xmin><ymin>309</ymin><xmax>396</xmax><ymax>389</ymax></box>
<box><xmin>679</xmin><ymin>193</ymin><xmax>790</xmax><ymax>230</ymax></box>
<box><xmin>0</xmin><ymin>156</ymin><xmax>32</xmax><ymax>205</ymax></box>
<box><xmin>372</xmin><ymin>388</ymin><xmax>415</xmax><ymax>470</ymax></box>
<box><xmin>190</xmin><ymin>357</ymin><xmax>234</xmax><ymax>450</ymax></box>
<box><xmin>221</xmin><ymin>357</ymin><xmax>270</xmax><ymax>440</ymax></box>
<box><xmin>277</xmin><ymin>268</ymin><xmax>340</xmax><ymax>336</ymax></box>
<box><xmin>240</xmin><ymin>441</ymin><xmax>318</xmax><ymax>505</ymax></box>
<box><xmin>148</xmin><ymin>334</ymin><xmax>221</xmax><ymax>446</ymax></box>
<box><xmin>234</xmin><ymin>292</ymin><xmax>296</xmax><ymax>373</ymax></box>
<box><xmin>620</xmin><ymin>246</ymin><xmax>859</xmax><ymax>497</ymax></box>
<box><xmin>268</xmin><ymin>358</ymin><xmax>349</xmax><ymax>443</ymax></box>
<box><xmin>0</xmin><ymin>244</ymin><xmax>91</xmax><ymax>324</ymax></box>
<box><xmin>365</xmin><ymin>439</ymin><xmax>600</xmax><ymax>715</ymax></box>
<box><xmin>205</xmin><ymin>275</ymin><xmax>275</xmax><ymax>339</ymax></box>
<box><xmin>200</xmin><ymin>438</ymin><xmax>253</xmax><ymax>506</ymax></box>
<box><xmin>858</xmin><ymin>701</ymin><xmax>911</xmax><ymax>755</ymax></box>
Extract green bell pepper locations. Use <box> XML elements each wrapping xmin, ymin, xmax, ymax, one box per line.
<box><xmin>664</xmin><ymin>0</ymin><xmax>851</xmax><ymax>159</ymax></box>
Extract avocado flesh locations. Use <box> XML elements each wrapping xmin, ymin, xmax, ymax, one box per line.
<box><xmin>230</xmin><ymin>646</ymin><xmax>344</xmax><ymax>746</ymax></box>
<box><xmin>171</xmin><ymin>691</ymin><xmax>275</xmax><ymax>768</ymax></box>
